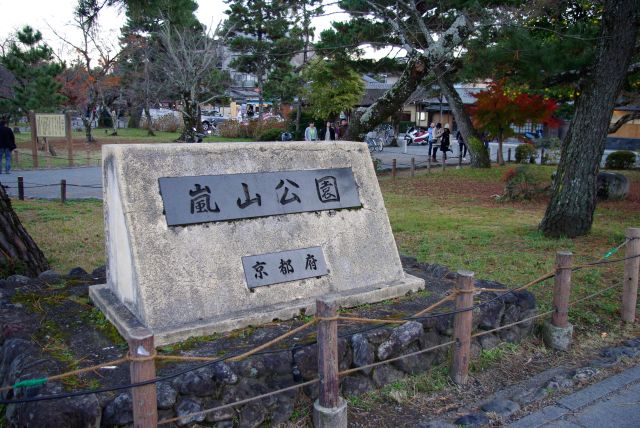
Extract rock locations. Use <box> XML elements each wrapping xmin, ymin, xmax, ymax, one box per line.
<box><xmin>546</xmin><ymin>376</ymin><xmax>574</xmax><ymax>390</ymax></box>
<box><xmin>292</xmin><ymin>344</ymin><xmax>318</xmax><ymax>380</ymax></box>
<box><xmin>156</xmin><ymin>382</ymin><xmax>178</xmax><ymax>409</ymax></box>
<box><xmin>513</xmin><ymin>291</ymin><xmax>537</xmax><ymax>310</ymax></box>
<box><xmin>573</xmin><ymin>367</ymin><xmax>598</xmax><ymax>381</ymax></box>
<box><xmin>67</xmin><ymin>267</ymin><xmax>90</xmax><ymax>279</ymax></box>
<box><xmin>257</xmin><ymin>352</ymin><xmax>292</xmax><ymax>377</ymax></box>
<box><xmin>10</xmin><ymin>393</ymin><xmax>101</xmax><ymax>428</ymax></box>
<box><xmin>512</xmin><ymin>386</ymin><xmax>548</xmax><ymax>405</ymax></box>
<box><xmin>270</xmin><ymin>395</ymin><xmax>295</xmax><ymax>424</ymax></box>
<box><xmin>351</xmin><ymin>334</ymin><xmax>374</xmax><ymax>374</ymax></box>
<box><xmin>102</xmin><ymin>392</ymin><xmax>133</xmax><ymax>426</ymax></box>
<box><xmin>377</xmin><ymin>321</ymin><xmax>424</xmax><ymax>360</ymax></box>
<box><xmin>211</xmin><ymin>361</ymin><xmax>238</xmax><ymax>385</ymax></box>
<box><xmin>176</xmin><ymin>398</ymin><xmax>205</xmax><ymax>426</ymax></box>
<box><xmin>338</xmin><ymin>337</ymin><xmax>353</xmax><ymax>371</ymax></box>
<box><xmin>478</xmin><ymin>334</ymin><xmax>501</xmax><ymax>351</ymax></box>
<box><xmin>502</xmin><ymin>303</ymin><xmax>521</xmax><ymax>325</ymax></box>
<box><xmin>204</xmin><ymin>401</ymin><xmax>234</xmax><ymax>423</ymax></box>
<box><xmin>239</xmin><ymin>402</ymin><xmax>266</xmax><ymax>428</ymax></box>
<box><xmin>434</xmin><ymin>314</ymin><xmax>454</xmax><ymax>336</ymax></box>
<box><xmin>476</xmin><ymin>300</ymin><xmax>504</xmax><ymax>330</ymax></box>
<box><xmin>213</xmin><ymin>421</ymin><xmax>234</xmax><ymax>428</ymax></box>
<box><xmin>453</xmin><ymin>412</ymin><xmax>490</xmax><ymax>427</ymax></box>
<box><xmin>601</xmin><ymin>345</ymin><xmax>640</xmax><ymax>360</ymax></box>
<box><xmin>393</xmin><ymin>344</ymin><xmax>434</xmax><ymax>374</ymax></box>
<box><xmin>341</xmin><ymin>375</ymin><xmax>374</xmax><ymax>396</ymax></box>
<box><xmin>173</xmin><ymin>368</ymin><xmax>216</xmax><ymax>396</ymax></box>
<box><xmin>597</xmin><ymin>172</ymin><xmax>629</xmax><ymax>200</ymax></box>
<box><xmin>372</xmin><ymin>365</ymin><xmax>405</xmax><ymax>387</ymax></box>
<box><xmin>91</xmin><ymin>265</ymin><xmax>107</xmax><ymax>280</ymax></box>
<box><xmin>38</xmin><ymin>270</ymin><xmax>63</xmax><ymax>285</ymax></box>
<box><xmin>6</xmin><ymin>275</ymin><xmax>31</xmax><ymax>286</ymax></box>
<box><xmin>481</xmin><ymin>399</ymin><xmax>520</xmax><ymax>418</ymax></box>
<box><xmin>224</xmin><ymin>378</ymin><xmax>269</xmax><ymax>405</ymax></box>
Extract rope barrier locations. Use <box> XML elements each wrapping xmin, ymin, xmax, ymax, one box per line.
<box><xmin>0</xmin><ymin>239</ymin><xmax>634</xmax><ymax>405</ymax></box>
<box><xmin>157</xmin><ymin>379</ymin><xmax>320</xmax><ymax>425</ymax></box>
<box><xmin>156</xmin><ymin>280</ymin><xmax>628</xmax><ymax>425</ymax></box>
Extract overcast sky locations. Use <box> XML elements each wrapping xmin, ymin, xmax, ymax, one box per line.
<box><xmin>0</xmin><ymin>0</ymin><xmax>354</xmax><ymax>60</ymax></box>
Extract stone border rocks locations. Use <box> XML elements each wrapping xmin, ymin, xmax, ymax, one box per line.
<box><xmin>0</xmin><ymin>261</ymin><xmax>537</xmax><ymax>427</ymax></box>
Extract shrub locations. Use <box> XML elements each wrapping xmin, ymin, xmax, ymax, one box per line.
<box><xmin>258</xmin><ymin>128</ymin><xmax>284</xmax><ymax>141</ymax></box>
<box><xmin>141</xmin><ymin>113</ymin><xmax>182</xmax><ymax>132</ymax></box>
<box><xmin>515</xmin><ymin>143</ymin><xmax>537</xmax><ymax>164</ymax></box>
<box><xmin>605</xmin><ymin>150</ymin><xmax>637</xmax><ymax>170</ymax></box>
<box><xmin>500</xmin><ymin>165</ymin><xmax>543</xmax><ymax>200</ymax></box>
<box><xmin>399</xmin><ymin>121</ymin><xmax>414</xmax><ymax>133</ymax></box>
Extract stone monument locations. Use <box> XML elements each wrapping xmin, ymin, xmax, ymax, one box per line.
<box><xmin>90</xmin><ymin>142</ymin><xmax>424</xmax><ymax>345</ymax></box>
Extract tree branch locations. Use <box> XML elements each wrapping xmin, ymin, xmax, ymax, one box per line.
<box><xmin>608</xmin><ymin>112</ymin><xmax>640</xmax><ymax>134</ymax></box>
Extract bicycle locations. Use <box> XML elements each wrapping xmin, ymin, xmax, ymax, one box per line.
<box><xmin>365</xmin><ymin>133</ymin><xmax>384</xmax><ymax>152</ymax></box>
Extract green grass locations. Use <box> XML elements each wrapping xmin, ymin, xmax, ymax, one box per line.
<box><xmin>10</xmin><ymin>127</ymin><xmax>248</xmax><ymax>170</ymax></box>
<box><xmin>10</xmin><ymin>164</ymin><xmax>640</xmax><ymax>330</ymax></box>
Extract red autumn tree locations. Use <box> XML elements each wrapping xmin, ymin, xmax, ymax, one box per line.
<box><xmin>470</xmin><ymin>79</ymin><xmax>559</xmax><ymax>165</ymax></box>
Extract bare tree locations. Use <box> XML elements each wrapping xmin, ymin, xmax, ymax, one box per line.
<box><xmin>51</xmin><ymin>2</ymin><xmax>122</xmax><ymax>142</ymax></box>
<box><xmin>157</xmin><ymin>24</ymin><xmax>229</xmax><ymax>142</ymax></box>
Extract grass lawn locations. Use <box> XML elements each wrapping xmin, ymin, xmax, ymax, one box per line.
<box><xmin>10</xmin><ymin>164</ymin><xmax>640</xmax><ymax>332</ymax></box>
<box><xmin>11</xmin><ymin>127</ymin><xmax>248</xmax><ymax>170</ymax></box>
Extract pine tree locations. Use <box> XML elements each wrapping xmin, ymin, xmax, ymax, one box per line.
<box><xmin>0</xmin><ymin>26</ymin><xmax>65</xmax><ymax>117</ymax></box>
<box><xmin>224</xmin><ymin>0</ymin><xmax>303</xmax><ymax>118</ymax></box>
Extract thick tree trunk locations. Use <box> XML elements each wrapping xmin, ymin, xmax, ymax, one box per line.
<box><xmin>143</xmin><ymin>105</ymin><xmax>155</xmax><ymax>136</ymax></box>
<box><xmin>349</xmin><ymin>55</ymin><xmax>429</xmax><ymax>140</ymax></box>
<box><xmin>540</xmin><ymin>0</ymin><xmax>638</xmax><ymax>238</ymax></box>
<box><xmin>435</xmin><ymin>68</ymin><xmax>490</xmax><ymax>168</ymax></box>
<box><xmin>0</xmin><ymin>184</ymin><xmax>49</xmax><ymax>277</ymax></box>
<box><xmin>180</xmin><ymin>92</ymin><xmax>198</xmax><ymax>142</ymax></box>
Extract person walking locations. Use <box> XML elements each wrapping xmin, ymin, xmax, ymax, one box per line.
<box><xmin>432</xmin><ymin>123</ymin><xmax>444</xmax><ymax>161</ymax></box>
<box><xmin>0</xmin><ymin>120</ymin><xmax>16</xmax><ymax>174</ymax></box>
<box><xmin>456</xmin><ymin>130</ymin><xmax>467</xmax><ymax>160</ymax></box>
<box><xmin>427</xmin><ymin>123</ymin><xmax>435</xmax><ymax>158</ymax></box>
<box><xmin>304</xmin><ymin>122</ymin><xmax>318</xmax><ymax>141</ymax></box>
<box><xmin>440</xmin><ymin>123</ymin><xmax>451</xmax><ymax>161</ymax></box>
<box><xmin>319</xmin><ymin>121</ymin><xmax>336</xmax><ymax>141</ymax></box>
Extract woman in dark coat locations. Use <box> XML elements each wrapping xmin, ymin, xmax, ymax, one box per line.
<box><xmin>440</xmin><ymin>123</ymin><xmax>451</xmax><ymax>161</ymax></box>
<box><xmin>0</xmin><ymin>120</ymin><xmax>16</xmax><ymax>174</ymax></box>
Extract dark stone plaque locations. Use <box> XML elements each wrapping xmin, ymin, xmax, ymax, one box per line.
<box><xmin>242</xmin><ymin>246</ymin><xmax>328</xmax><ymax>289</ymax></box>
<box><xmin>158</xmin><ymin>168</ymin><xmax>361</xmax><ymax>226</ymax></box>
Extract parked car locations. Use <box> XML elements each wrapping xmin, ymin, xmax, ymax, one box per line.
<box><xmin>201</xmin><ymin>110</ymin><xmax>228</xmax><ymax>131</ymax></box>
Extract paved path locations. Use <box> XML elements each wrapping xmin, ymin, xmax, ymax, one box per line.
<box><xmin>510</xmin><ymin>364</ymin><xmax>640</xmax><ymax>427</ymax></box>
<box><xmin>0</xmin><ymin>167</ymin><xmax>102</xmax><ymax>200</ymax></box>
<box><xmin>0</xmin><ymin>141</ymin><xmax>511</xmax><ymax>200</ymax></box>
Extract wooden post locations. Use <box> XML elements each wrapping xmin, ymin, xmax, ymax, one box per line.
<box><xmin>442</xmin><ymin>156</ymin><xmax>446</xmax><ymax>172</ymax></box>
<box><xmin>13</xmin><ymin>150</ymin><xmax>19</xmax><ymax>168</ymax></box>
<box><xmin>18</xmin><ymin>176</ymin><xmax>24</xmax><ymax>200</ymax></box>
<box><xmin>60</xmin><ymin>180</ymin><xmax>66</xmax><ymax>204</ymax></box>
<box><xmin>622</xmin><ymin>228</ymin><xmax>640</xmax><ymax>323</ymax></box>
<box><xmin>410</xmin><ymin>157</ymin><xmax>415</xmax><ymax>177</ymax></box>
<box><xmin>65</xmin><ymin>112</ymin><xmax>74</xmax><ymax>167</ymax></box>
<box><xmin>507</xmin><ymin>148</ymin><xmax>511</xmax><ymax>163</ymax></box>
<box><xmin>316</xmin><ymin>298</ymin><xmax>340</xmax><ymax>409</ymax></box>
<box><xmin>44</xmin><ymin>137</ymin><xmax>50</xmax><ymax>168</ymax></box>
<box><xmin>552</xmin><ymin>251</ymin><xmax>573</xmax><ymax>328</ymax></box>
<box><xmin>540</xmin><ymin>148</ymin><xmax>546</xmax><ymax>165</ymax></box>
<box><xmin>451</xmin><ymin>270</ymin><xmax>474</xmax><ymax>385</ymax></box>
<box><xmin>392</xmin><ymin>159</ymin><xmax>397</xmax><ymax>180</ymax></box>
<box><xmin>29</xmin><ymin>112</ymin><xmax>38</xmax><ymax>168</ymax></box>
<box><xmin>128</xmin><ymin>329</ymin><xmax>158</xmax><ymax>428</ymax></box>
<box><xmin>427</xmin><ymin>156</ymin><xmax>431</xmax><ymax>173</ymax></box>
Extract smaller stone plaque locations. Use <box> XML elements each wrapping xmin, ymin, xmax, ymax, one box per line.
<box><xmin>35</xmin><ymin>114</ymin><xmax>66</xmax><ymax>137</ymax></box>
<box><xmin>242</xmin><ymin>246</ymin><xmax>328</xmax><ymax>289</ymax></box>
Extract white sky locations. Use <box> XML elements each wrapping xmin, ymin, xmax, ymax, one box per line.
<box><xmin>0</xmin><ymin>0</ymin><xmax>359</xmax><ymax>60</ymax></box>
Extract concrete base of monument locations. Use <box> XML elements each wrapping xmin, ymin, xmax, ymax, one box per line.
<box><xmin>89</xmin><ymin>274</ymin><xmax>424</xmax><ymax>345</ymax></box>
